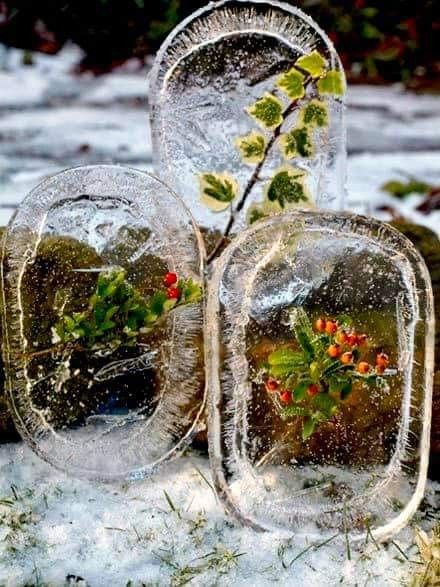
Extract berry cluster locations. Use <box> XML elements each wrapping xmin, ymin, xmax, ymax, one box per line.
<box><xmin>315</xmin><ymin>317</ymin><xmax>390</xmax><ymax>376</ymax></box>
<box><xmin>261</xmin><ymin>309</ymin><xmax>391</xmax><ymax>441</ymax></box>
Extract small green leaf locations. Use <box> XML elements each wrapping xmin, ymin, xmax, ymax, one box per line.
<box><xmin>280</xmin><ymin>126</ymin><xmax>314</xmax><ymax>159</ymax></box>
<box><xmin>266</xmin><ymin>168</ymin><xmax>309</xmax><ymax>209</ymax></box>
<box><xmin>268</xmin><ymin>348</ymin><xmax>304</xmax><ymax>366</ymax></box>
<box><xmin>295</xmin><ymin>50</ymin><xmax>327</xmax><ymax>78</ymax></box>
<box><xmin>314</xmin><ymin>393</ymin><xmax>338</xmax><ymax>417</ymax></box>
<box><xmin>293</xmin><ymin>381</ymin><xmax>309</xmax><ymax>401</ymax></box>
<box><xmin>276</xmin><ymin>68</ymin><xmax>305</xmax><ymax>100</ymax></box>
<box><xmin>282</xmin><ymin>405</ymin><xmax>308</xmax><ymax>418</ymax></box>
<box><xmin>340</xmin><ymin>380</ymin><xmax>353</xmax><ymax>400</ymax></box>
<box><xmin>247</xmin><ymin>93</ymin><xmax>284</xmax><ymax>129</ymax></box>
<box><xmin>301</xmin><ymin>100</ymin><xmax>329</xmax><ymax>128</ymax></box>
<box><xmin>296</xmin><ymin>331</ymin><xmax>315</xmax><ymax>361</ymax></box>
<box><xmin>247</xmin><ymin>206</ymin><xmax>267</xmax><ymax>225</ymax></box>
<box><xmin>302</xmin><ymin>417</ymin><xmax>316</xmax><ymax>440</ymax></box>
<box><xmin>199</xmin><ymin>172</ymin><xmax>238</xmax><ymax>212</ymax></box>
<box><xmin>235</xmin><ymin>131</ymin><xmax>266</xmax><ymax>164</ymax></box>
<box><xmin>317</xmin><ymin>70</ymin><xmax>346</xmax><ymax>97</ymax></box>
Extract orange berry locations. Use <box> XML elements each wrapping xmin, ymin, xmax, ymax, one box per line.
<box><xmin>325</xmin><ymin>320</ymin><xmax>338</xmax><ymax>335</ymax></box>
<box><xmin>335</xmin><ymin>330</ymin><xmax>348</xmax><ymax>345</ymax></box>
<box><xmin>265</xmin><ymin>378</ymin><xmax>279</xmax><ymax>393</ymax></box>
<box><xmin>357</xmin><ymin>361</ymin><xmax>370</xmax><ymax>374</ymax></box>
<box><xmin>307</xmin><ymin>384</ymin><xmax>320</xmax><ymax>397</ymax></box>
<box><xmin>357</xmin><ymin>334</ymin><xmax>368</xmax><ymax>346</ymax></box>
<box><xmin>375</xmin><ymin>365</ymin><xmax>385</xmax><ymax>375</ymax></box>
<box><xmin>376</xmin><ymin>352</ymin><xmax>389</xmax><ymax>368</ymax></box>
<box><xmin>341</xmin><ymin>351</ymin><xmax>353</xmax><ymax>364</ymax></box>
<box><xmin>327</xmin><ymin>344</ymin><xmax>341</xmax><ymax>358</ymax></box>
<box><xmin>280</xmin><ymin>390</ymin><xmax>292</xmax><ymax>404</ymax></box>
<box><xmin>315</xmin><ymin>318</ymin><xmax>327</xmax><ymax>333</ymax></box>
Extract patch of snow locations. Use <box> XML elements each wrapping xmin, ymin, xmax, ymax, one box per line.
<box><xmin>80</xmin><ymin>74</ymin><xmax>149</xmax><ymax>106</ymax></box>
<box><xmin>0</xmin><ymin>442</ymin><xmax>438</xmax><ymax>586</ymax></box>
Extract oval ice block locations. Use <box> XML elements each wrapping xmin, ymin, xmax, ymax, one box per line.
<box><xmin>150</xmin><ymin>0</ymin><xmax>346</xmax><ymax>254</ymax></box>
<box><xmin>207</xmin><ymin>211</ymin><xmax>434</xmax><ymax>540</ymax></box>
<box><xmin>1</xmin><ymin>165</ymin><xmax>206</xmax><ymax>482</ymax></box>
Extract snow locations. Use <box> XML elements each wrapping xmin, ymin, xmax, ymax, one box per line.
<box><xmin>0</xmin><ymin>45</ymin><xmax>439</xmax><ymax>585</ymax></box>
<box><xmin>0</xmin><ymin>442</ymin><xmax>438</xmax><ymax>586</ymax></box>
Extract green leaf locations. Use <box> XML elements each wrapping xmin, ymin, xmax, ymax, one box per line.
<box><xmin>313</xmin><ymin>393</ymin><xmax>338</xmax><ymax>417</ymax></box>
<box><xmin>293</xmin><ymin>381</ymin><xmax>309</xmax><ymax>401</ymax></box>
<box><xmin>180</xmin><ymin>277</ymin><xmax>202</xmax><ymax>303</ymax></box>
<box><xmin>296</xmin><ymin>331</ymin><xmax>315</xmax><ymax>361</ymax></box>
<box><xmin>276</xmin><ymin>68</ymin><xmax>305</xmax><ymax>100</ymax></box>
<box><xmin>199</xmin><ymin>173</ymin><xmax>238</xmax><ymax>211</ymax></box>
<box><xmin>317</xmin><ymin>70</ymin><xmax>346</xmax><ymax>97</ymax></box>
<box><xmin>266</xmin><ymin>168</ymin><xmax>309</xmax><ymax>209</ymax></box>
<box><xmin>302</xmin><ymin>417</ymin><xmax>316</xmax><ymax>441</ymax></box>
<box><xmin>301</xmin><ymin>100</ymin><xmax>329</xmax><ymax>128</ymax></box>
<box><xmin>295</xmin><ymin>51</ymin><xmax>327</xmax><ymax>78</ymax></box>
<box><xmin>248</xmin><ymin>206</ymin><xmax>267</xmax><ymax>225</ymax></box>
<box><xmin>268</xmin><ymin>348</ymin><xmax>304</xmax><ymax>366</ymax></box>
<box><xmin>247</xmin><ymin>93</ymin><xmax>284</xmax><ymax>129</ymax></box>
<box><xmin>340</xmin><ymin>380</ymin><xmax>353</xmax><ymax>400</ymax></box>
<box><xmin>235</xmin><ymin>132</ymin><xmax>266</xmax><ymax>164</ymax></box>
<box><xmin>381</xmin><ymin>179</ymin><xmax>430</xmax><ymax>199</ymax></box>
<box><xmin>282</xmin><ymin>405</ymin><xmax>308</xmax><ymax>418</ymax></box>
<box><xmin>280</xmin><ymin>126</ymin><xmax>314</xmax><ymax>159</ymax></box>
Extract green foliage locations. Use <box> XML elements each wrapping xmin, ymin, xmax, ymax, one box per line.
<box><xmin>317</xmin><ymin>70</ymin><xmax>346</xmax><ymax>96</ymax></box>
<box><xmin>381</xmin><ymin>178</ymin><xmax>431</xmax><ymax>199</ymax></box>
<box><xmin>276</xmin><ymin>68</ymin><xmax>306</xmax><ymax>100</ymax></box>
<box><xmin>295</xmin><ymin>50</ymin><xmax>327</xmax><ymax>78</ymax></box>
<box><xmin>280</xmin><ymin>126</ymin><xmax>314</xmax><ymax>159</ymax></box>
<box><xmin>54</xmin><ymin>268</ymin><xmax>202</xmax><ymax>352</ymax></box>
<box><xmin>246</xmin><ymin>94</ymin><xmax>284</xmax><ymax>129</ymax></box>
<box><xmin>235</xmin><ymin>132</ymin><xmax>266</xmax><ymax>163</ymax></box>
<box><xmin>301</xmin><ymin>100</ymin><xmax>329</xmax><ymax>128</ymax></box>
<box><xmin>266</xmin><ymin>169</ymin><xmax>309</xmax><ymax>209</ymax></box>
<box><xmin>199</xmin><ymin>173</ymin><xmax>237</xmax><ymax>210</ymax></box>
<box><xmin>247</xmin><ymin>206</ymin><xmax>268</xmax><ymax>225</ymax></box>
<box><xmin>264</xmin><ymin>309</ymin><xmax>386</xmax><ymax>441</ymax></box>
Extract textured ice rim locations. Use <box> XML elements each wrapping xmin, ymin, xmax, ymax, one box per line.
<box><xmin>1</xmin><ymin>164</ymin><xmax>208</xmax><ymax>483</ymax></box>
<box><xmin>207</xmin><ymin>209</ymin><xmax>434</xmax><ymax>541</ymax></box>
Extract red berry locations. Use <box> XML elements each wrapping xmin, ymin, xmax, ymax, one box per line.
<box><xmin>347</xmin><ymin>333</ymin><xmax>359</xmax><ymax>347</ymax></box>
<box><xmin>327</xmin><ymin>344</ymin><xmax>341</xmax><ymax>358</ymax></box>
<box><xmin>265</xmin><ymin>378</ymin><xmax>279</xmax><ymax>393</ymax></box>
<box><xmin>376</xmin><ymin>352</ymin><xmax>389</xmax><ymax>368</ymax></box>
<box><xmin>307</xmin><ymin>384</ymin><xmax>320</xmax><ymax>397</ymax></box>
<box><xmin>167</xmin><ymin>286</ymin><xmax>181</xmax><ymax>300</ymax></box>
<box><xmin>357</xmin><ymin>334</ymin><xmax>368</xmax><ymax>346</ymax></box>
<box><xmin>375</xmin><ymin>365</ymin><xmax>385</xmax><ymax>375</ymax></box>
<box><xmin>280</xmin><ymin>390</ymin><xmax>292</xmax><ymax>404</ymax></box>
<box><xmin>341</xmin><ymin>351</ymin><xmax>353</xmax><ymax>365</ymax></box>
<box><xmin>325</xmin><ymin>320</ymin><xmax>338</xmax><ymax>335</ymax></box>
<box><xmin>357</xmin><ymin>361</ymin><xmax>370</xmax><ymax>374</ymax></box>
<box><xmin>163</xmin><ymin>272</ymin><xmax>178</xmax><ymax>287</ymax></box>
<box><xmin>315</xmin><ymin>318</ymin><xmax>327</xmax><ymax>333</ymax></box>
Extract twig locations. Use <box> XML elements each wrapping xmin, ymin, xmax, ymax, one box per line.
<box><xmin>207</xmin><ymin>75</ymin><xmax>312</xmax><ymax>264</ymax></box>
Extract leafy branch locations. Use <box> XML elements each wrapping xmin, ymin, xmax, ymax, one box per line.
<box><xmin>261</xmin><ymin>309</ymin><xmax>391</xmax><ymax>440</ymax></box>
<box><xmin>22</xmin><ymin>269</ymin><xmax>202</xmax><ymax>361</ymax></box>
<box><xmin>201</xmin><ymin>50</ymin><xmax>345</xmax><ymax>262</ymax></box>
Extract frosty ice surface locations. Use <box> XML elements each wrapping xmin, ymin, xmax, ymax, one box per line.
<box><xmin>150</xmin><ymin>0</ymin><xmax>347</xmax><ymax>254</ymax></box>
<box><xmin>207</xmin><ymin>210</ymin><xmax>434</xmax><ymax>540</ymax></box>
<box><xmin>1</xmin><ymin>165</ymin><xmax>206</xmax><ymax>481</ymax></box>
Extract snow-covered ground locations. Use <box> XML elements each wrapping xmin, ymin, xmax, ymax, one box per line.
<box><xmin>0</xmin><ymin>44</ymin><xmax>439</xmax><ymax>586</ymax></box>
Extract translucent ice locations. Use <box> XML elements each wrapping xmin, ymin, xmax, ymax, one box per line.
<box><xmin>207</xmin><ymin>210</ymin><xmax>434</xmax><ymax>540</ymax></box>
<box><xmin>150</xmin><ymin>0</ymin><xmax>346</xmax><ymax>254</ymax></box>
<box><xmin>1</xmin><ymin>165</ymin><xmax>206</xmax><ymax>481</ymax></box>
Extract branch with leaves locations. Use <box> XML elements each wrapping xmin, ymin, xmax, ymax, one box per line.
<box><xmin>45</xmin><ymin>268</ymin><xmax>202</xmax><ymax>357</ymax></box>
<box><xmin>259</xmin><ymin>309</ymin><xmax>392</xmax><ymax>441</ymax></box>
<box><xmin>199</xmin><ymin>50</ymin><xmax>345</xmax><ymax>262</ymax></box>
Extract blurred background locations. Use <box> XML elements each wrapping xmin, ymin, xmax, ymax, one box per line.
<box><xmin>0</xmin><ymin>0</ymin><xmax>439</xmax><ymax>85</ymax></box>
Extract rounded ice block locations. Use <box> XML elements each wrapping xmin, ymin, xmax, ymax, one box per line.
<box><xmin>207</xmin><ymin>211</ymin><xmax>434</xmax><ymax>540</ymax></box>
<box><xmin>150</xmin><ymin>0</ymin><xmax>346</xmax><ymax>253</ymax></box>
<box><xmin>1</xmin><ymin>165</ymin><xmax>206</xmax><ymax>482</ymax></box>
